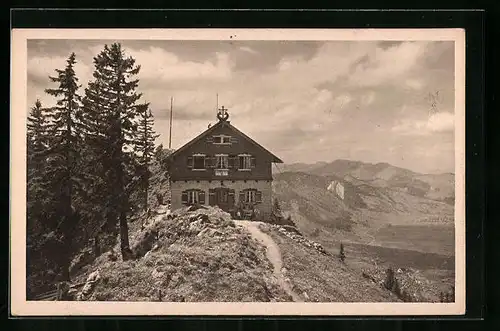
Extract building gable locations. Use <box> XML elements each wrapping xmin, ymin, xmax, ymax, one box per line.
<box><xmin>169</xmin><ymin>120</ymin><xmax>283</xmax><ymax>164</ymax></box>
<box><xmin>167</xmin><ymin>108</ymin><xmax>283</xmax><ymax>181</ymax></box>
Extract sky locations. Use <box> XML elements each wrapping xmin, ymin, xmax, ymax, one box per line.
<box><xmin>27</xmin><ymin>39</ymin><xmax>456</xmax><ymax>174</ymax></box>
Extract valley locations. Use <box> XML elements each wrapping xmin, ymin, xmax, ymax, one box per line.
<box><xmin>271</xmin><ymin>159</ymin><xmax>456</xmax><ymax>302</ymax></box>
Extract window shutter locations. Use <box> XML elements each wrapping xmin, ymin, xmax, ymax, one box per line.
<box><xmin>228</xmin><ymin>190</ymin><xmax>235</xmax><ymax>206</ymax></box>
<box><xmin>199</xmin><ymin>190</ymin><xmax>206</xmax><ymax>204</ymax></box>
<box><xmin>204</xmin><ymin>155</ymin><xmax>211</xmax><ymax>168</ymax></box>
<box><xmin>231</xmin><ymin>137</ymin><xmax>238</xmax><ymax>144</ymax></box>
<box><xmin>228</xmin><ymin>155</ymin><xmax>235</xmax><ymax>168</ymax></box>
<box><xmin>250</xmin><ymin>156</ymin><xmax>256</xmax><ymax>168</ymax></box>
<box><xmin>187</xmin><ymin>156</ymin><xmax>193</xmax><ymax>168</ymax></box>
<box><xmin>255</xmin><ymin>190</ymin><xmax>262</xmax><ymax>204</ymax></box>
<box><xmin>239</xmin><ymin>190</ymin><xmax>246</xmax><ymax>204</ymax></box>
<box><xmin>209</xmin><ymin>189</ymin><xmax>216</xmax><ymax>205</ymax></box>
<box><xmin>206</xmin><ymin>136</ymin><xmax>214</xmax><ymax>143</ymax></box>
<box><xmin>181</xmin><ymin>191</ymin><xmax>188</xmax><ymax>204</ymax></box>
<box><xmin>236</xmin><ymin>156</ymin><xmax>242</xmax><ymax>170</ymax></box>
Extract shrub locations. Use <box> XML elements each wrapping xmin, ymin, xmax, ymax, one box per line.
<box><xmin>384</xmin><ymin>268</ymin><xmax>395</xmax><ymax>291</ymax></box>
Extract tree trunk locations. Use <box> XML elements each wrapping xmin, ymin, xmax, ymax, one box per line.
<box><xmin>144</xmin><ymin>171</ymin><xmax>148</xmax><ymax>212</ymax></box>
<box><xmin>119</xmin><ymin>210</ymin><xmax>133</xmax><ymax>260</ymax></box>
<box><xmin>116</xmin><ymin>143</ymin><xmax>132</xmax><ymax>260</ymax></box>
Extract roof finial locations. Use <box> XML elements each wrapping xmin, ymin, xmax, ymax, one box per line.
<box><xmin>217</xmin><ymin>105</ymin><xmax>229</xmax><ymax>121</ymax></box>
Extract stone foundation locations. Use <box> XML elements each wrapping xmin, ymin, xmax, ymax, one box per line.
<box><xmin>170</xmin><ymin>179</ymin><xmax>273</xmax><ymax>219</ymax></box>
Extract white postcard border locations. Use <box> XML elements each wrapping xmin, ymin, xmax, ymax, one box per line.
<box><xmin>10</xmin><ymin>28</ymin><xmax>466</xmax><ymax>316</ymax></box>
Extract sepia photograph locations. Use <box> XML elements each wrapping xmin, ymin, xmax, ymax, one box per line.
<box><xmin>10</xmin><ymin>28</ymin><xmax>465</xmax><ymax>316</ymax></box>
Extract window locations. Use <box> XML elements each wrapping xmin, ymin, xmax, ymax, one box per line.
<box><xmin>213</xmin><ymin>135</ymin><xmax>232</xmax><ymax>145</ymax></box>
<box><xmin>188</xmin><ymin>154</ymin><xmax>206</xmax><ymax>170</ymax></box>
<box><xmin>238</xmin><ymin>154</ymin><xmax>255</xmax><ymax>170</ymax></box>
<box><xmin>215</xmin><ymin>154</ymin><xmax>229</xmax><ymax>169</ymax></box>
<box><xmin>240</xmin><ymin>189</ymin><xmax>262</xmax><ymax>204</ymax></box>
<box><xmin>182</xmin><ymin>189</ymin><xmax>206</xmax><ymax>205</ymax></box>
<box><xmin>188</xmin><ymin>190</ymin><xmax>199</xmax><ymax>204</ymax></box>
<box><xmin>245</xmin><ymin>190</ymin><xmax>256</xmax><ymax>203</ymax></box>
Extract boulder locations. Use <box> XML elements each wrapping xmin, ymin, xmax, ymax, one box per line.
<box><xmin>77</xmin><ymin>270</ymin><xmax>101</xmax><ymax>301</ymax></box>
<box><xmin>132</xmin><ymin>228</ymin><xmax>158</xmax><ymax>258</ymax></box>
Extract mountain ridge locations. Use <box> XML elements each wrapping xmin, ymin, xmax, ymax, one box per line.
<box><xmin>273</xmin><ymin>159</ymin><xmax>454</xmax><ymax>205</ymax></box>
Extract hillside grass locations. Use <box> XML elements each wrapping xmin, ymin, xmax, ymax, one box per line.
<box><xmin>259</xmin><ymin>224</ymin><xmax>398</xmax><ymax>302</ymax></box>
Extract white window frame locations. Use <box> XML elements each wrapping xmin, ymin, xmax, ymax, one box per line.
<box><xmin>238</xmin><ymin>154</ymin><xmax>252</xmax><ymax>171</ymax></box>
<box><xmin>215</xmin><ymin>154</ymin><xmax>229</xmax><ymax>169</ymax></box>
<box><xmin>213</xmin><ymin>135</ymin><xmax>232</xmax><ymax>145</ymax></box>
<box><xmin>187</xmin><ymin>190</ymin><xmax>199</xmax><ymax>204</ymax></box>
<box><xmin>245</xmin><ymin>190</ymin><xmax>256</xmax><ymax>203</ymax></box>
<box><xmin>192</xmin><ymin>153</ymin><xmax>206</xmax><ymax>171</ymax></box>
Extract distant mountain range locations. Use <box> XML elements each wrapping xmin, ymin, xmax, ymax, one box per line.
<box><xmin>274</xmin><ymin>159</ymin><xmax>454</xmax><ymax>205</ymax></box>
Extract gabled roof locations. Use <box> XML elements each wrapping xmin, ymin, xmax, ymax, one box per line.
<box><xmin>168</xmin><ymin>119</ymin><xmax>283</xmax><ymax>163</ymax></box>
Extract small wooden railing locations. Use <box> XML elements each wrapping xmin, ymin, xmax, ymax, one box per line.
<box><xmin>31</xmin><ymin>281</ymin><xmax>87</xmax><ymax>301</ymax></box>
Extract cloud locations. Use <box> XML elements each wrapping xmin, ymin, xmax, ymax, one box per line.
<box><xmin>239</xmin><ymin>46</ymin><xmax>258</xmax><ymax>54</ymax></box>
<box><xmin>348</xmin><ymin>41</ymin><xmax>428</xmax><ymax>87</ymax></box>
<box><xmin>426</xmin><ymin>111</ymin><xmax>455</xmax><ymax>132</ymax></box>
<box><xmin>405</xmin><ymin>79</ymin><xmax>424</xmax><ymax>90</ymax></box>
<box><xmin>333</xmin><ymin>94</ymin><xmax>352</xmax><ymax>109</ymax></box>
<box><xmin>27</xmin><ymin>54</ymin><xmax>92</xmax><ymax>87</ymax></box>
<box><xmin>392</xmin><ymin>111</ymin><xmax>455</xmax><ymax>135</ymax></box>
<box><xmin>361</xmin><ymin>91</ymin><xmax>376</xmax><ymax>106</ymax></box>
<box><xmin>127</xmin><ymin>47</ymin><xmax>233</xmax><ymax>83</ymax></box>
<box><xmin>26</xmin><ymin>39</ymin><xmax>456</xmax><ymax>174</ymax></box>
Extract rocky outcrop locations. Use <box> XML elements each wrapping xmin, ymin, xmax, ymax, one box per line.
<box><xmin>327</xmin><ymin>180</ymin><xmax>345</xmax><ymax>200</ymax></box>
<box><xmin>270</xmin><ymin>224</ymin><xmax>327</xmax><ymax>255</ymax></box>
<box><xmin>76</xmin><ymin>269</ymin><xmax>101</xmax><ymax>301</ymax></box>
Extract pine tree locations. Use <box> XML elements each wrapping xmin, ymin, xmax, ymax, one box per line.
<box><xmin>83</xmin><ymin>43</ymin><xmax>143</xmax><ymax>260</ymax></box>
<box><xmin>43</xmin><ymin>52</ymin><xmax>84</xmax><ymax>281</ymax></box>
<box><xmin>27</xmin><ymin>100</ymin><xmax>49</xmax><ymax>156</ymax></box>
<box><xmin>26</xmin><ymin>100</ymin><xmax>53</xmax><ymax>248</ymax></box>
<box><xmin>272</xmin><ymin>198</ymin><xmax>283</xmax><ymax>223</ymax></box>
<box><xmin>339</xmin><ymin>242</ymin><xmax>346</xmax><ymax>263</ymax></box>
<box><xmin>134</xmin><ymin>103</ymin><xmax>159</xmax><ymax>212</ymax></box>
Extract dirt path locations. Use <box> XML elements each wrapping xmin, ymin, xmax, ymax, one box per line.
<box><xmin>234</xmin><ymin>220</ymin><xmax>303</xmax><ymax>302</ymax></box>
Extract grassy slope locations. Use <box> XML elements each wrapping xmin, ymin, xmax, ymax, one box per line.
<box><xmin>259</xmin><ymin>223</ymin><xmax>398</xmax><ymax>302</ymax></box>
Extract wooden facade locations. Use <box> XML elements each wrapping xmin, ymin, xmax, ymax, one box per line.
<box><xmin>166</xmin><ymin>107</ymin><xmax>283</xmax><ymax>219</ymax></box>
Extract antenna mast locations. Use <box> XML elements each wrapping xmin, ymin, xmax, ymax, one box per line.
<box><xmin>169</xmin><ymin>97</ymin><xmax>173</xmax><ymax>149</ymax></box>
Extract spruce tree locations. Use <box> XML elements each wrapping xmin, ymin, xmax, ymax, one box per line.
<box><xmin>43</xmin><ymin>52</ymin><xmax>84</xmax><ymax>281</ymax></box>
<box><xmin>83</xmin><ymin>43</ymin><xmax>143</xmax><ymax>260</ymax></box>
<box><xmin>26</xmin><ymin>100</ymin><xmax>52</xmax><ymax>257</ymax></box>
<box><xmin>134</xmin><ymin>103</ymin><xmax>159</xmax><ymax>212</ymax></box>
<box><xmin>27</xmin><ymin>99</ymin><xmax>49</xmax><ymax>157</ymax></box>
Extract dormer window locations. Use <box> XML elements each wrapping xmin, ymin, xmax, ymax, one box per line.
<box><xmin>213</xmin><ymin>135</ymin><xmax>232</xmax><ymax>145</ymax></box>
<box><xmin>187</xmin><ymin>153</ymin><xmax>206</xmax><ymax>171</ymax></box>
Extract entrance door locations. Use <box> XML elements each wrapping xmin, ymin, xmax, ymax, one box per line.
<box><xmin>209</xmin><ymin>188</ymin><xmax>235</xmax><ymax>213</ymax></box>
